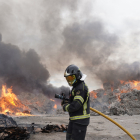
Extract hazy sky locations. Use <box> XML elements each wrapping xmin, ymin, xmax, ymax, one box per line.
<box><xmin>0</xmin><ymin>0</ymin><xmax>140</xmax><ymax>91</ymax></box>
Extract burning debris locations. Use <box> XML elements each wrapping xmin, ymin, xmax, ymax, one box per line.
<box><xmin>0</xmin><ymin>84</ymin><xmax>60</xmax><ymax>116</ymax></box>
<box><xmin>1</xmin><ymin>71</ymin><xmax>140</xmax><ymax>118</ymax></box>
<box><xmin>90</xmin><ymin>80</ymin><xmax>140</xmax><ymax>116</ymax></box>
<box><xmin>0</xmin><ymin>85</ymin><xmax>31</xmax><ymax>116</ymax></box>
<box><xmin>110</xmin><ymin>89</ymin><xmax>140</xmax><ymax>115</ymax></box>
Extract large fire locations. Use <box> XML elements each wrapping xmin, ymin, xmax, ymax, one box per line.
<box><xmin>0</xmin><ymin>85</ymin><xmax>32</xmax><ymax>116</ymax></box>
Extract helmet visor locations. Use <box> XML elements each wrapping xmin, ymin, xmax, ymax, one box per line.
<box><xmin>66</xmin><ymin>75</ymin><xmax>76</xmax><ymax>86</ymax></box>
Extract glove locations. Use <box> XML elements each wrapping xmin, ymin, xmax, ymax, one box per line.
<box><xmin>62</xmin><ymin>103</ymin><xmax>69</xmax><ymax>112</ymax></box>
<box><xmin>61</xmin><ymin>100</ymin><xmax>69</xmax><ymax>106</ymax></box>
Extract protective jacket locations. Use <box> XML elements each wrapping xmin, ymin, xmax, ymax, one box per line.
<box><xmin>63</xmin><ymin>80</ymin><xmax>90</xmax><ymax>125</ymax></box>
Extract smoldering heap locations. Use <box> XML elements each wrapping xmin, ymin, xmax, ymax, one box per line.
<box><xmin>90</xmin><ymin>81</ymin><xmax>140</xmax><ymax>116</ymax></box>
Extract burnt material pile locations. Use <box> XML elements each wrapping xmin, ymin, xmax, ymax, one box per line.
<box><xmin>110</xmin><ymin>89</ymin><xmax>140</xmax><ymax>115</ymax></box>
<box><xmin>90</xmin><ymin>82</ymin><xmax>140</xmax><ymax>116</ymax></box>
<box><xmin>0</xmin><ymin>114</ymin><xmax>30</xmax><ymax>140</ymax></box>
<box><xmin>0</xmin><ymin>114</ymin><xmax>17</xmax><ymax>127</ymax></box>
<box><xmin>0</xmin><ymin>114</ymin><xmax>68</xmax><ymax>140</ymax></box>
<box><xmin>41</xmin><ymin>124</ymin><xmax>68</xmax><ymax>133</ymax></box>
<box><xmin>0</xmin><ymin>127</ymin><xmax>30</xmax><ymax>140</ymax></box>
<box><xmin>90</xmin><ymin>88</ymin><xmax>110</xmax><ymax>116</ymax></box>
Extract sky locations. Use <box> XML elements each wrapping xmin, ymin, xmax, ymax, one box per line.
<box><xmin>0</xmin><ymin>0</ymin><xmax>140</xmax><ymax>92</ymax></box>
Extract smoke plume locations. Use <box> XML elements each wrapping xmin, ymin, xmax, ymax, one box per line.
<box><xmin>0</xmin><ymin>0</ymin><xmax>140</xmax><ymax>90</ymax></box>
<box><xmin>59</xmin><ymin>20</ymin><xmax>140</xmax><ymax>83</ymax></box>
<box><xmin>0</xmin><ymin>34</ymin><xmax>69</xmax><ymax>98</ymax></box>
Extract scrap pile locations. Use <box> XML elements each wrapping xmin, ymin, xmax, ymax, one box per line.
<box><xmin>0</xmin><ymin>114</ymin><xmax>30</xmax><ymax>140</ymax></box>
<box><xmin>0</xmin><ymin>114</ymin><xmax>68</xmax><ymax>139</ymax></box>
<box><xmin>90</xmin><ymin>82</ymin><xmax>140</xmax><ymax>116</ymax></box>
<box><xmin>0</xmin><ymin>127</ymin><xmax>30</xmax><ymax>140</ymax></box>
<box><xmin>110</xmin><ymin>89</ymin><xmax>140</xmax><ymax>115</ymax></box>
<box><xmin>0</xmin><ymin>114</ymin><xmax>17</xmax><ymax>127</ymax></box>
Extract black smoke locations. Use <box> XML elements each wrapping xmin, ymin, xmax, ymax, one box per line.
<box><xmin>0</xmin><ymin>34</ymin><xmax>69</xmax><ymax>98</ymax></box>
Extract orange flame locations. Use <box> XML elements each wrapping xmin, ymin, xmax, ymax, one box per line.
<box><xmin>53</xmin><ymin>104</ymin><xmax>57</xmax><ymax>109</ymax></box>
<box><xmin>50</xmin><ymin>99</ymin><xmax>55</xmax><ymax>102</ymax></box>
<box><xmin>0</xmin><ymin>85</ymin><xmax>32</xmax><ymax>116</ymax></box>
<box><xmin>117</xmin><ymin>95</ymin><xmax>121</xmax><ymax>101</ymax></box>
<box><xmin>120</xmin><ymin>80</ymin><xmax>124</xmax><ymax>84</ymax></box>
<box><xmin>120</xmin><ymin>80</ymin><xmax>140</xmax><ymax>91</ymax></box>
<box><xmin>117</xmin><ymin>80</ymin><xmax>140</xmax><ymax>100</ymax></box>
<box><xmin>90</xmin><ymin>91</ymin><xmax>97</xmax><ymax>99</ymax></box>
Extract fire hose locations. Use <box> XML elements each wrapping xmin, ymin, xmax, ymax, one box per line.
<box><xmin>90</xmin><ymin>107</ymin><xmax>136</xmax><ymax>140</ymax></box>
<box><xmin>55</xmin><ymin>94</ymin><xmax>136</xmax><ymax>140</ymax></box>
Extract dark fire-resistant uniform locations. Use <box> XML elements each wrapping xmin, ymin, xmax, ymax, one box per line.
<box><xmin>63</xmin><ymin>80</ymin><xmax>90</xmax><ymax>140</ymax></box>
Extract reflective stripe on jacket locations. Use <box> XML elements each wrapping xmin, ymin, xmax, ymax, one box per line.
<box><xmin>63</xmin><ymin>81</ymin><xmax>90</xmax><ymax>125</ymax></box>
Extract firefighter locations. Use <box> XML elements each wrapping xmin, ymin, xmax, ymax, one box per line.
<box><xmin>62</xmin><ymin>64</ymin><xmax>90</xmax><ymax>140</ymax></box>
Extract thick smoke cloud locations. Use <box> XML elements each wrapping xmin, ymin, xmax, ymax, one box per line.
<box><xmin>61</xmin><ymin>21</ymin><xmax>119</xmax><ymax>65</ymax></box>
<box><xmin>0</xmin><ymin>0</ymin><xmax>140</xmax><ymax>90</ymax></box>
<box><xmin>59</xmin><ymin>21</ymin><xmax>140</xmax><ymax>83</ymax></box>
<box><xmin>0</xmin><ymin>34</ymin><xmax>69</xmax><ymax>98</ymax></box>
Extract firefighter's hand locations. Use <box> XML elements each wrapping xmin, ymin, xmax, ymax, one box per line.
<box><xmin>62</xmin><ymin>103</ymin><xmax>69</xmax><ymax>112</ymax></box>
<box><xmin>61</xmin><ymin>100</ymin><xmax>69</xmax><ymax>106</ymax></box>
<box><xmin>61</xmin><ymin>100</ymin><xmax>64</xmax><ymax>106</ymax></box>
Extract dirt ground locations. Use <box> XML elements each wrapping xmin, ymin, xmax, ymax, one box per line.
<box><xmin>13</xmin><ymin>114</ymin><xmax>140</xmax><ymax>140</ymax></box>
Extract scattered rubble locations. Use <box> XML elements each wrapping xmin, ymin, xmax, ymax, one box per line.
<box><xmin>0</xmin><ymin>114</ymin><xmax>31</xmax><ymax>140</ymax></box>
<box><xmin>41</xmin><ymin>124</ymin><xmax>68</xmax><ymax>133</ymax></box>
<box><xmin>0</xmin><ymin>114</ymin><xmax>17</xmax><ymax>127</ymax></box>
<box><xmin>0</xmin><ymin>114</ymin><xmax>68</xmax><ymax>140</ymax></box>
<box><xmin>0</xmin><ymin>127</ymin><xmax>30</xmax><ymax>140</ymax></box>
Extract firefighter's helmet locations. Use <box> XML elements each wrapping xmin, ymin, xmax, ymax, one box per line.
<box><xmin>64</xmin><ymin>64</ymin><xmax>82</xmax><ymax>86</ymax></box>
